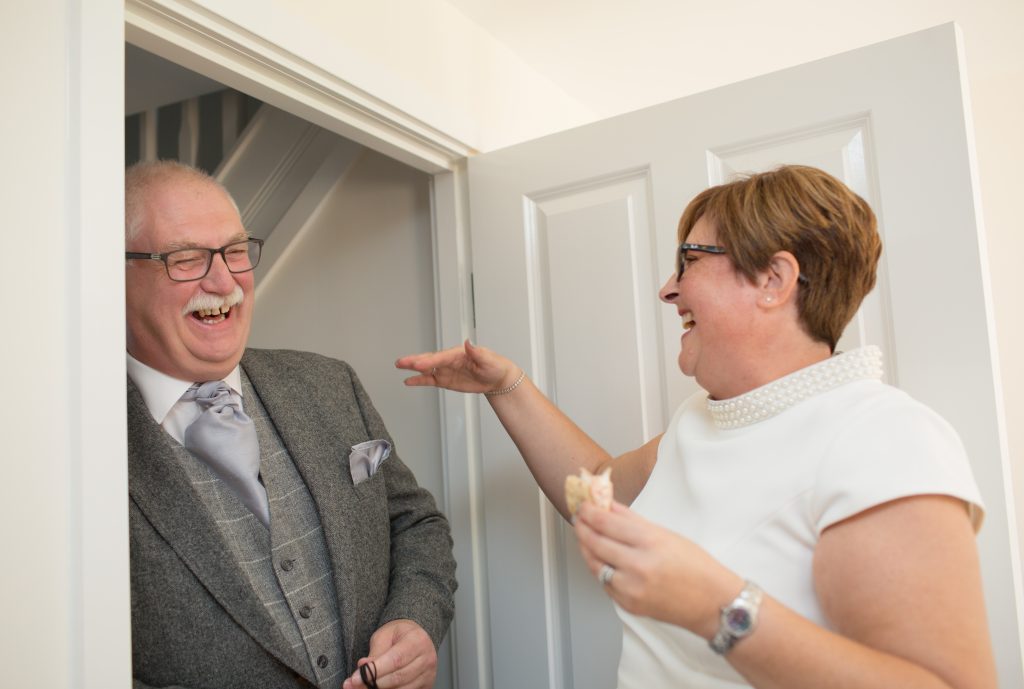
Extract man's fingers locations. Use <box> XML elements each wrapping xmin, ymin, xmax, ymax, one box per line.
<box><xmin>363</xmin><ymin>650</ymin><xmax>434</xmax><ymax>689</ymax></box>
<box><xmin>354</xmin><ymin>620</ymin><xmax>437</xmax><ymax>689</ymax></box>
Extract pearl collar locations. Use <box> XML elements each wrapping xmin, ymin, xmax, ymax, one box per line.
<box><xmin>706</xmin><ymin>346</ymin><xmax>884</xmax><ymax>430</ymax></box>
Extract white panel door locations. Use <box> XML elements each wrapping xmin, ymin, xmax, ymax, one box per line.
<box><xmin>467</xmin><ymin>24</ymin><xmax>1021</xmax><ymax>689</ymax></box>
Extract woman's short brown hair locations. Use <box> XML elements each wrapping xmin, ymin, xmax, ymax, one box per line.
<box><xmin>677</xmin><ymin>165</ymin><xmax>881</xmax><ymax>351</ymax></box>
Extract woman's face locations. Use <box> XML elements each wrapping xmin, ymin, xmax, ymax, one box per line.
<box><xmin>659</xmin><ymin>216</ymin><xmax>763</xmax><ymax>398</ymax></box>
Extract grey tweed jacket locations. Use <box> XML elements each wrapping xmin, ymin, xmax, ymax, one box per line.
<box><xmin>128</xmin><ymin>349</ymin><xmax>457</xmax><ymax>689</ymax></box>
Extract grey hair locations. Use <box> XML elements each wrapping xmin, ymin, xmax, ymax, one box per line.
<box><xmin>125</xmin><ymin>160</ymin><xmax>240</xmax><ymax>242</ymax></box>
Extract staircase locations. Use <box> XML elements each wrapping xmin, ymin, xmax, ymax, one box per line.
<box><xmin>125</xmin><ymin>88</ymin><xmax>364</xmax><ymax>256</ymax></box>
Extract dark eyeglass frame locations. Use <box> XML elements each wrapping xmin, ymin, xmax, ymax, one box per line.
<box><xmin>125</xmin><ymin>237</ymin><xmax>264</xmax><ymax>282</ymax></box>
<box><xmin>675</xmin><ymin>242</ymin><xmax>810</xmax><ymax>285</ymax></box>
<box><xmin>675</xmin><ymin>242</ymin><xmax>727</xmax><ymax>281</ymax></box>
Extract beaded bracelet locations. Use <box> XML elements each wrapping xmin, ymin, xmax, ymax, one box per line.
<box><xmin>485</xmin><ymin>370</ymin><xmax>525</xmax><ymax>396</ymax></box>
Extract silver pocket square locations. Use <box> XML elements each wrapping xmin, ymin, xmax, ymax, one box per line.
<box><xmin>349</xmin><ymin>439</ymin><xmax>392</xmax><ymax>485</ymax></box>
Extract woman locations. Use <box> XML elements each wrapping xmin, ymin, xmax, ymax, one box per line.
<box><xmin>396</xmin><ymin>165</ymin><xmax>996</xmax><ymax>688</ymax></box>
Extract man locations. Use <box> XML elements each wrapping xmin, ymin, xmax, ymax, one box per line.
<box><xmin>124</xmin><ymin>160</ymin><xmax>456</xmax><ymax>689</ymax></box>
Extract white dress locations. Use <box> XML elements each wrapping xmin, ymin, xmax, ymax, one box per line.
<box><xmin>616</xmin><ymin>346</ymin><xmax>984</xmax><ymax>689</ymax></box>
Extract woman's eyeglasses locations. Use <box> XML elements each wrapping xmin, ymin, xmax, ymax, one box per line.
<box><xmin>675</xmin><ymin>242</ymin><xmax>727</xmax><ymax>281</ymax></box>
<box><xmin>675</xmin><ymin>242</ymin><xmax>809</xmax><ymax>284</ymax></box>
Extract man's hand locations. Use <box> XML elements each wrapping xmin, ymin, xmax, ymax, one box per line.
<box><xmin>343</xmin><ymin>619</ymin><xmax>437</xmax><ymax>689</ymax></box>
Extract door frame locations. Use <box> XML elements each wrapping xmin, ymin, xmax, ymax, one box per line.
<box><xmin>11</xmin><ymin>1</ymin><xmax>129</xmax><ymax>687</ymax></box>
<box><xmin>126</xmin><ymin>1</ymin><xmax>475</xmax><ymax>174</ymax></box>
<box><xmin>124</xmin><ymin>2</ymin><xmax>488</xmax><ymax>689</ymax></box>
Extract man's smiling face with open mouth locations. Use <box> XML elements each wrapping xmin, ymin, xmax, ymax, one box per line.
<box><xmin>125</xmin><ymin>175</ymin><xmax>254</xmax><ymax>382</ymax></box>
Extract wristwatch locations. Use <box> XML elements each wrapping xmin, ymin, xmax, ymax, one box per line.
<box><xmin>709</xmin><ymin>580</ymin><xmax>763</xmax><ymax>655</ymax></box>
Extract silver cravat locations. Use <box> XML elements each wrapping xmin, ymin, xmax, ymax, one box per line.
<box><xmin>183</xmin><ymin>381</ymin><xmax>270</xmax><ymax>526</ymax></box>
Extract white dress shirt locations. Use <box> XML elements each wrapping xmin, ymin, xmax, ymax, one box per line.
<box><xmin>126</xmin><ymin>352</ymin><xmax>245</xmax><ymax>445</ymax></box>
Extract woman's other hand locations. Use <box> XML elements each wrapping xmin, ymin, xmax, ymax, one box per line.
<box><xmin>574</xmin><ymin>501</ymin><xmax>742</xmax><ymax>639</ymax></box>
<box><xmin>396</xmin><ymin>340</ymin><xmax>519</xmax><ymax>395</ymax></box>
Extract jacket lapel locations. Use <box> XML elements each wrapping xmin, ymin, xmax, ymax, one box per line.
<box><xmin>241</xmin><ymin>350</ymin><xmax>364</xmax><ymax>666</ymax></box>
<box><xmin>126</xmin><ymin>378</ymin><xmax>313</xmax><ymax>679</ymax></box>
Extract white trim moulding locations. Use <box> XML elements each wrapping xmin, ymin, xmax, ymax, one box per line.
<box><xmin>125</xmin><ymin>0</ymin><xmax>476</xmax><ymax>174</ymax></box>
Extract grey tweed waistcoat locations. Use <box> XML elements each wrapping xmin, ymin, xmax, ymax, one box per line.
<box><xmin>170</xmin><ymin>372</ymin><xmax>346</xmax><ymax>688</ymax></box>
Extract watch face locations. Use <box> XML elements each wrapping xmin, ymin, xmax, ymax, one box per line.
<box><xmin>725</xmin><ymin>607</ymin><xmax>754</xmax><ymax>635</ymax></box>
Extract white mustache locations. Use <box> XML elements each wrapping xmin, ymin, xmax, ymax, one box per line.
<box><xmin>182</xmin><ymin>285</ymin><xmax>245</xmax><ymax>316</ymax></box>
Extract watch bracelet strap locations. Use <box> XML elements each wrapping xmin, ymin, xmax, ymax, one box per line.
<box><xmin>708</xmin><ymin>580</ymin><xmax>763</xmax><ymax>655</ymax></box>
<box><xmin>709</xmin><ymin>629</ymin><xmax>739</xmax><ymax>654</ymax></box>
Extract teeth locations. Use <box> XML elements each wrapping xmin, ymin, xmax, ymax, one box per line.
<box><xmin>681</xmin><ymin>311</ymin><xmax>695</xmax><ymax>331</ymax></box>
<box><xmin>194</xmin><ymin>305</ymin><xmax>231</xmax><ymax>318</ymax></box>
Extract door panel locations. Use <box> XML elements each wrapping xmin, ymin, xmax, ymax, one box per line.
<box><xmin>526</xmin><ymin>172</ymin><xmax>660</xmax><ymax>686</ymax></box>
<box><xmin>468</xmin><ymin>24</ymin><xmax>1020</xmax><ymax>689</ymax></box>
<box><xmin>528</xmin><ymin>172</ymin><xmax>666</xmax><ymax>441</ymax></box>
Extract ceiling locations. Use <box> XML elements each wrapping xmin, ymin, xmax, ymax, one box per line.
<box><xmin>125</xmin><ymin>43</ymin><xmax>225</xmax><ymax>116</ymax></box>
<box><xmin>443</xmin><ymin>0</ymin><xmax>1012</xmax><ymax>120</ymax></box>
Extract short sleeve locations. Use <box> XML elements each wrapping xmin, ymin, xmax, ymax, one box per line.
<box><xmin>810</xmin><ymin>389</ymin><xmax>984</xmax><ymax>534</ymax></box>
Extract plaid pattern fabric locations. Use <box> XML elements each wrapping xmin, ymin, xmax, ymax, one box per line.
<box><xmin>170</xmin><ymin>374</ymin><xmax>345</xmax><ymax>688</ymax></box>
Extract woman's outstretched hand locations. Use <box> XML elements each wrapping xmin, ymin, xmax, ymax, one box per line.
<box><xmin>396</xmin><ymin>340</ymin><xmax>520</xmax><ymax>395</ymax></box>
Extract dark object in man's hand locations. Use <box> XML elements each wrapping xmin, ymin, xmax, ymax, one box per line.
<box><xmin>359</xmin><ymin>660</ymin><xmax>378</xmax><ymax>689</ymax></box>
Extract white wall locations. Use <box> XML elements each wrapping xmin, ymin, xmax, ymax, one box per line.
<box><xmin>194</xmin><ymin>0</ymin><xmax>596</xmax><ymax>152</ymax></box>
<box><xmin>969</xmin><ymin>36</ymin><xmax>1024</xmax><ymax>553</ymax></box>
<box><xmin>249</xmin><ymin>147</ymin><xmax>443</xmax><ymax>501</ymax></box>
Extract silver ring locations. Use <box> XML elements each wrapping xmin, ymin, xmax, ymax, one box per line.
<box><xmin>598</xmin><ymin>564</ymin><xmax>615</xmax><ymax>586</ymax></box>
<box><xmin>431</xmin><ymin>367</ymin><xmax>438</xmax><ymax>376</ymax></box>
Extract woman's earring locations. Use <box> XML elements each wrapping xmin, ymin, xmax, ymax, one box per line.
<box><xmin>764</xmin><ymin>296</ymin><xmax>774</xmax><ymax>303</ymax></box>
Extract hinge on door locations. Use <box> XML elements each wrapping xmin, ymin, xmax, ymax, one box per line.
<box><xmin>469</xmin><ymin>272</ymin><xmax>477</xmax><ymax>329</ymax></box>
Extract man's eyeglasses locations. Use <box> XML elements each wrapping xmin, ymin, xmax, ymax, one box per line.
<box><xmin>675</xmin><ymin>242</ymin><xmax>809</xmax><ymax>284</ymax></box>
<box><xmin>125</xmin><ymin>238</ymin><xmax>264</xmax><ymax>282</ymax></box>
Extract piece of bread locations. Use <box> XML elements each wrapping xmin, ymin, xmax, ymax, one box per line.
<box><xmin>565</xmin><ymin>466</ymin><xmax>613</xmax><ymax>517</ymax></box>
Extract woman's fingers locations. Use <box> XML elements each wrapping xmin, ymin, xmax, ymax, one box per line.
<box><xmin>395</xmin><ymin>343</ymin><xmax>466</xmax><ymax>373</ymax></box>
<box><xmin>573</xmin><ymin>504</ymin><xmax>639</xmax><ymax>575</ymax></box>
<box><xmin>395</xmin><ymin>344</ymin><xmax>479</xmax><ymax>390</ymax></box>
<box><xmin>576</xmin><ymin>501</ymin><xmax>650</xmax><ymax>548</ymax></box>
<box><xmin>396</xmin><ymin>340</ymin><xmax>519</xmax><ymax>393</ymax></box>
